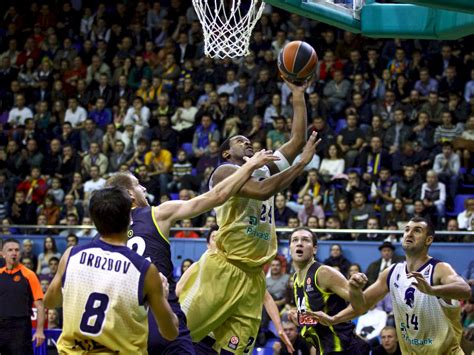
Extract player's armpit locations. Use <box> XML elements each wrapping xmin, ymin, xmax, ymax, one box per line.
<box><xmin>44</xmin><ymin>247</ymin><xmax>72</xmax><ymax>309</ymax></box>
<box><xmin>144</xmin><ymin>264</ymin><xmax>179</xmax><ymax>341</ymax></box>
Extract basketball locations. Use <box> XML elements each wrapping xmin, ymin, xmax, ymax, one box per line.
<box><xmin>278</xmin><ymin>41</ymin><xmax>318</xmax><ymax>84</ymax></box>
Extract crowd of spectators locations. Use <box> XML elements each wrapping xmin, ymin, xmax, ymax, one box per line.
<box><xmin>1</xmin><ymin>1</ymin><xmax>474</xmax><ymax>241</ymax></box>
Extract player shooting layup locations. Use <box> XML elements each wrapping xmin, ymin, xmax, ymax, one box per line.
<box><xmin>105</xmin><ymin>149</ymin><xmax>279</xmax><ymax>353</ymax></box>
<box><xmin>179</xmin><ymin>81</ymin><xmax>321</xmax><ymax>353</ymax></box>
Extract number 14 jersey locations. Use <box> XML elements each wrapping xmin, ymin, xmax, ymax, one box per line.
<box><xmin>388</xmin><ymin>258</ymin><xmax>463</xmax><ymax>355</ymax></box>
<box><xmin>59</xmin><ymin>239</ymin><xmax>151</xmax><ymax>354</ymax></box>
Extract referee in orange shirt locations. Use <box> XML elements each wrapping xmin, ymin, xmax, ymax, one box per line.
<box><xmin>0</xmin><ymin>238</ymin><xmax>45</xmax><ymax>354</ymax></box>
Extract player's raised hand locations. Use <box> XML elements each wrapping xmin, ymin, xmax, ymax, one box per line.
<box><xmin>243</xmin><ymin>149</ymin><xmax>280</xmax><ymax>169</ymax></box>
<box><xmin>287</xmin><ymin>308</ymin><xmax>299</xmax><ymax>326</ymax></box>
<box><xmin>282</xmin><ymin>76</ymin><xmax>310</xmax><ymax>93</ymax></box>
<box><xmin>349</xmin><ymin>273</ymin><xmax>368</xmax><ymax>290</ymax></box>
<box><xmin>408</xmin><ymin>271</ymin><xmax>433</xmax><ymax>295</ymax></box>
<box><xmin>299</xmin><ymin>131</ymin><xmax>322</xmax><ymax>165</ymax></box>
<box><xmin>159</xmin><ymin>272</ymin><xmax>170</xmax><ymax>299</ymax></box>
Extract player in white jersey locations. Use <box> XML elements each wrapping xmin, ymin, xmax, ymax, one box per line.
<box><xmin>44</xmin><ymin>187</ymin><xmax>179</xmax><ymax>353</ymax></box>
<box><xmin>306</xmin><ymin>216</ymin><xmax>471</xmax><ymax>355</ymax></box>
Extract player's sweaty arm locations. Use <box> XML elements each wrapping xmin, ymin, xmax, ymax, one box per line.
<box><xmin>220</xmin><ymin>132</ymin><xmax>320</xmax><ymax>201</ymax></box>
<box><xmin>154</xmin><ymin>149</ymin><xmax>280</xmax><ymax>225</ymax></box>
<box><xmin>264</xmin><ymin>290</ymin><xmax>295</xmax><ymax>354</ymax></box>
<box><xmin>267</xmin><ymin>79</ymin><xmax>308</xmax><ymax>174</ymax></box>
<box><xmin>144</xmin><ymin>264</ymin><xmax>179</xmax><ymax>340</ymax></box>
<box><xmin>408</xmin><ymin>262</ymin><xmax>471</xmax><ymax>300</ymax></box>
<box><xmin>44</xmin><ymin>247</ymin><xmax>72</xmax><ymax>309</ymax></box>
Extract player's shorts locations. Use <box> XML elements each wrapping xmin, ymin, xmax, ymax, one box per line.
<box><xmin>148</xmin><ymin>301</ymin><xmax>195</xmax><ymax>354</ymax></box>
<box><xmin>179</xmin><ymin>250</ymin><xmax>266</xmax><ymax>354</ymax></box>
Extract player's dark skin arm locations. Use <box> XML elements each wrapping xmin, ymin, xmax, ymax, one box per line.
<box><xmin>144</xmin><ymin>263</ymin><xmax>179</xmax><ymax>340</ymax></box>
<box><xmin>267</xmin><ymin>79</ymin><xmax>308</xmax><ymax>174</ymax></box>
<box><xmin>213</xmin><ymin>132</ymin><xmax>321</xmax><ymax>201</ymax></box>
<box><xmin>44</xmin><ymin>247</ymin><xmax>72</xmax><ymax>308</ymax></box>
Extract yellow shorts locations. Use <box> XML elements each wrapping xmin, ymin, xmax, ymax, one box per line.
<box><xmin>179</xmin><ymin>251</ymin><xmax>265</xmax><ymax>354</ymax></box>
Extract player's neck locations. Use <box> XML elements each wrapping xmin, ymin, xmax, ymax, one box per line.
<box><xmin>228</xmin><ymin>157</ymin><xmax>245</xmax><ymax>166</ymax></box>
<box><xmin>100</xmin><ymin>234</ymin><xmax>128</xmax><ymax>246</ymax></box>
<box><xmin>405</xmin><ymin>253</ymin><xmax>431</xmax><ymax>272</ymax></box>
<box><xmin>295</xmin><ymin>259</ymin><xmax>315</xmax><ymax>281</ymax></box>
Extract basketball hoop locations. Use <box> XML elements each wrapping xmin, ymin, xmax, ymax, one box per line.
<box><xmin>192</xmin><ymin>0</ymin><xmax>266</xmax><ymax>59</ymax></box>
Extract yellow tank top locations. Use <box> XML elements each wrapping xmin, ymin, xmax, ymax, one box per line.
<box><xmin>211</xmin><ymin>164</ymin><xmax>278</xmax><ymax>270</ymax></box>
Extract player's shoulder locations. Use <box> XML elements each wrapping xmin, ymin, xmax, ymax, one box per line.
<box><xmin>209</xmin><ymin>163</ymin><xmax>240</xmax><ymax>188</ymax></box>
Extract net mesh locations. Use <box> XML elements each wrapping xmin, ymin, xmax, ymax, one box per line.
<box><xmin>192</xmin><ymin>0</ymin><xmax>266</xmax><ymax>59</ymax></box>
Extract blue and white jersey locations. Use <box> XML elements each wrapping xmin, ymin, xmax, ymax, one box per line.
<box><xmin>59</xmin><ymin>238</ymin><xmax>151</xmax><ymax>354</ymax></box>
<box><xmin>387</xmin><ymin>258</ymin><xmax>463</xmax><ymax>354</ymax></box>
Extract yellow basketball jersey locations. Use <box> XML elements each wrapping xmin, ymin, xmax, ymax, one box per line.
<box><xmin>212</xmin><ymin>165</ymin><xmax>277</xmax><ymax>270</ymax></box>
<box><xmin>58</xmin><ymin>239</ymin><xmax>149</xmax><ymax>354</ymax></box>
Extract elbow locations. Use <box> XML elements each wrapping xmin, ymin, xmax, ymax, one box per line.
<box><xmin>461</xmin><ymin>284</ymin><xmax>473</xmax><ymax>300</ymax></box>
<box><xmin>161</xmin><ymin>329</ymin><xmax>179</xmax><ymax>341</ymax></box>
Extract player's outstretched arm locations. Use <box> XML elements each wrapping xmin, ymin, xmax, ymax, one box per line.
<box><xmin>268</xmin><ymin>79</ymin><xmax>309</xmax><ymax>174</ymax></box>
<box><xmin>223</xmin><ymin>132</ymin><xmax>321</xmax><ymax>201</ymax></box>
<box><xmin>44</xmin><ymin>247</ymin><xmax>72</xmax><ymax>309</ymax></box>
<box><xmin>263</xmin><ymin>290</ymin><xmax>295</xmax><ymax>354</ymax></box>
<box><xmin>154</xmin><ymin>149</ymin><xmax>280</xmax><ymax>226</ymax></box>
<box><xmin>316</xmin><ymin>265</ymin><xmax>352</xmax><ymax>302</ymax></box>
<box><xmin>408</xmin><ymin>262</ymin><xmax>471</xmax><ymax>300</ymax></box>
<box><xmin>144</xmin><ymin>264</ymin><xmax>179</xmax><ymax>340</ymax></box>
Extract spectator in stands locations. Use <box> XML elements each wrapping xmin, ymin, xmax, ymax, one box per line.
<box><xmin>420</xmin><ymin>92</ymin><xmax>445</xmax><ymax>125</ymax></box>
<box><xmin>343</xmin><ymin>170</ymin><xmax>370</xmax><ymax>203</ymax></box>
<box><xmin>458</xmin><ymin>198</ymin><xmax>474</xmax><ymax>230</ymax></box>
<box><xmin>358</xmin><ymin>135</ymin><xmax>391</xmax><ymax>183</ymax></box>
<box><xmin>366</xmin><ymin>241</ymin><xmax>404</xmax><ymax>286</ymax></box>
<box><xmin>59</xmin><ymin>213</ymin><xmax>80</xmax><ymax>237</ymax></box>
<box><xmin>275</xmin><ymin>193</ymin><xmax>296</xmax><ymax>227</ymax></box>
<box><xmin>266</xmin><ymin>116</ymin><xmax>288</xmax><ymax>150</ymax></box>
<box><xmin>381</xmin><ymin>198</ymin><xmax>410</xmax><ymax>227</ymax></box>
<box><xmin>355</xmin><ymin>303</ymin><xmax>388</xmax><ymax>347</ymax></box>
<box><xmin>59</xmin><ymin>194</ymin><xmax>83</xmax><ymax>225</ymax></box>
<box><xmin>320</xmin><ymin>216</ymin><xmax>348</xmax><ymax>240</ymax></box>
<box><xmin>37</xmin><ymin>195</ymin><xmax>60</xmax><ymax>225</ymax></box>
<box><xmin>10</xmin><ymin>190</ymin><xmax>37</xmax><ymax>226</ymax></box>
<box><xmin>323</xmin><ymin>244</ymin><xmax>351</xmax><ymax>276</ymax></box>
<box><xmin>192</xmin><ymin>114</ymin><xmax>220</xmax><ymax>158</ymax></box>
<box><xmin>337</xmin><ymin>113</ymin><xmax>365</xmax><ymax>168</ymax></box>
<box><xmin>434</xmin><ymin>111</ymin><xmax>463</xmax><ymax>144</ymax></box>
<box><xmin>43</xmin><ymin>256</ymin><xmax>59</xmax><ymax>283</ymax></box>
<box><xmin>371</xmin><ymin>326</ymin><xmax>402</xmax><ymax>355</ymax></box>
<box><xmin>124</xmin><ymin>96</ymin><xmax>151</xmax><ymax>143</ymax></box>
<box><xmin>65</xmin><ymin>234</ymin><xmax>78</xmax><ymax>248</ymax></box>
<box><xmin>347</xmin><ymin>191</ymin><xmax>375</xmax><ymax>231</ymax></box>
<box><xmin>76</xmin><ymin>217</ymin><xmax>97</xmax><ymax>238</ymax></box>
<box><xmin>144</xmin><ymin>139</ymin><xmax>172</xmax><ymax>194</ymax></box>
<box><xmin>89</xmin><ymin>97</ymin><xmax>112</xmax><ymax>129</ymax></box>
<box><xmin>36</xmin><ymin>236</ymin><xmax>61</xmax><ymax>275</ymax></box>
<box><xmin>22</xmin><ymin>138</ymin><xmax>44</xmax><ymax>175</ymax></box>
<box><xmin>372</xmin><ymin>90</ymin><xmax>401</xmax><ymax>127</ymax></box>
<box><xmin>64</xmin><ymin>97</ymin><xmax>87</xmax><ymax>129</ymax></box>
<box><xmin>169</xmin><ymin>149</ymin><xmax>192</xmax><ymax>192</ymax></box>
<box><xmin>266</xmin><ymin>258</ymin><xmax>290</xmax><ymax>310</ymax></box>
<box><xmin>370</xmin><ymin>167</ymin><xmax>397</xmax><ymax>213</ymax></box>
<box><xmin>433</xmin><ymin>141</ymin><xmax>461</xmax><ymax>203</ymax></box>
<box><xmin>42</xmin><ymin>139</ymin><xmax>62</xmax><ymax>180</ymax></box>
<box><xmin>347</xmin><ymin>263</ymin><xmax>362</xmax><ymax>279</ymax></box>
<box><xmin>410</xmin><ymin>111</ymin><xmax>435</xmax><ymax>149</ymax></box>
<box><xmin>151</xmin><ymin>115</ymin><xmax>179</xmax><ymax>155</ymax></box>
<box><xmin>420</xmin><ymin>170</ymin><xmax>446</xmax><ymax>225</ymax></box>
<box><xmin>335</xmin><ymin>197</ymin><xmax>351</xmax><ymax>228</ymax></box>
<box><xmin>383</xmin><ymin>108</ymin><xmax>412</xmax><ymax>155</ymax></box>
<box><xmin>8</xmin><ymin>93</ymin><xmax>33</xmax><ymax>129</ymax></box>
<box><xmin>82</xmin><ymin>142</ymin><xmax>109</xmax><ymax>177</ymax></box>
<box><xmin>16</xmin><ymin>166</ymin><xmax>48</xmax><ymax>205</ymax></box>
<box><xmin>174</xmin><ymin>219</ymin><xmax>199</xmax><ymax>239</ymax></box>
<box><xmin>272</xmin><ymin>321</ymin><xmax>313</xmax><ymax>355</ymax></box>
<box><xmin>397</xmin><ymin>164</ymin><xmax>422</xmax><ymax>213</ymax></box>
<box><xmin>34</xmin><ymin>214</ymin><xmax>50</xmax><ymax>235</ymax></box>
<box><xmin>170</xmin><ymin>96</ymin><xmax>197</xmax><ymax>141</ymax></box>
<box><xmin>21</xmin><ymin>239</ymin><xmax>38</xmax><ymax>272</ymax></box>
<box><xmin>254</xmin><ymin>68</ymin><xmax>278</xmax><ymax>112</ymax></box>
<box><xmin>359</xmin><ymin>217</ymin><xmax>384</xmax><ymax>242</ymax></box>
<box><xmin>319</xmin><ymin>143</ymin><xmax>345</xmax><ymax>181</ymax></box>
<box><xmin>81</xmin><ymin>118</ymin><xmax>104</xmax><ymax>153</ymax></box>
<box><xmin>323</xmin><ymin>69</ymin><xmax>351</xmax><ymax>116</ymax></box>
<box><xmin>83</xmin><ymin>165</ymin><xmax>106</xmax><ymax>206</ymax></box>
<box><xmin>47</xmin><ymin>309</ymin><xmax>60</xmax><ymax>330</ymax></box>
<box><xmin>108</xmin><ymin>140</ymin><xmax>131</xmax><ymax>174</ymax></box>
<box><xmin>414</xmin><ymin>67</ymin><xmax>438</xmax><ymax>98</ymax></box>
<box><xmin>297</xmin><ymin>194</ymin><xmax>325</xmax><ymax>228</ymax></box>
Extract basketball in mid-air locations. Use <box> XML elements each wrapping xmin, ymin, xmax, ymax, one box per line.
<box><xmin>277</xmin><ymin>41</ymin><xmax>318</xmax><ymax>84</ymax></box>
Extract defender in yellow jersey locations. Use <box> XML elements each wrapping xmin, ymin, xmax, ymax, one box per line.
<box><xmin>310</xmin><ymin>217</ymin><xmax>471</xmax><ymax>355</ymax></box>
<box><xmin>44</xmin><ymin>187</ymin><xmax>179</xmax><ymax>354</ymax></box>
<box><xmin>180</xmin><ymin>80</ymin><xmax>321</xmax><ymax>353</ymax></box>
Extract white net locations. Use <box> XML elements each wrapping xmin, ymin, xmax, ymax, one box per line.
<box><xmin>192</xmin><ymin>0</ymin><xmax>266</xmax><ymax>59</ymax></box>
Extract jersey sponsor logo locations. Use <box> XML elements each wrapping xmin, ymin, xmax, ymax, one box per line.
<box><xmin>13</xmin><ymin>274</ymin><xmax>21</xmax><ymax>282</ymax></box>
<box><xmin>401</xmin><ymin>333</ymin><xmax>433</xmax><ymax>346</ymax></box>
<box><xmin>298</xmin><ymin>311</ymin><xmax>318</xmax><ymax>325</ymax></box>
<box><xmin>404</xmin><ymin>286</ymin><xmax>415</xmax><ymax>308</ymax></box>
<box><xmin>79</xmin><ymin>251</ymin><xmax>131</xmax><ymax>274</ymax></box>
<box><xmin>228</xmin><ymin>336</ymin><xmax>239</xmax><ymax>350</ymax></box>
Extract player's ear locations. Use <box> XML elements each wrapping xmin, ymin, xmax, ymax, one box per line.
<box><xmin>222</xmin><ymin>150</ymin><xmax>230</xmax><ymax>160</ymax></box>
<box><xmin>425</xmin><ymin>234</ymin><xmax>434</xmax><ymax>247</ymax></box>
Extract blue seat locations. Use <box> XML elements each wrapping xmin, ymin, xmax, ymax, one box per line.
<box><xmin>170</xmin><ymin>193</ymin><xmax>179</xmax><ymax>200</ymax></box>
<box><xmin>453</xmin><ymin>194</ymin><xmax>474</xmax><ymax>214</ymax></box>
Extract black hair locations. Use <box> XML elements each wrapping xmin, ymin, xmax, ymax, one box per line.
<box><xmin>48</xmin><ymin>257</ymin><xmax>60</xmax><ymax>264</ymax></box>
<box><xmin>3</xmin><ymin>238</ymin><xmax>20</xmax><ymax>248</ymax></box>
<box><xmin>206</xmin><ymin>225</ymin><xmax>219</xmax><ymax>244</ymax></box>
<box><xmin>89</xmin><ymin>186</ymin><xmax>132</xmax><ymax>235</ymax></box>
<box><xmin>289</xmin><ymin>227</ymin><xmax>318</xmax><ymax>246</ymax></box>
<box><xmin>409</xmin><ymin>216</ymin><xmax>435</xmax><ymax>238</ymax></box>
<box><xmin>219</xmin><ymin>135</ymin><xmax>235</xmax><ymax>161</ymax></box>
